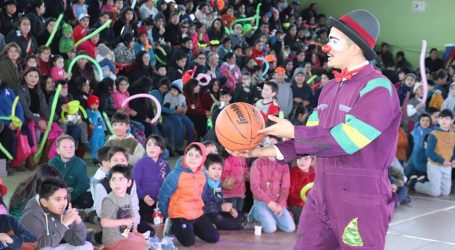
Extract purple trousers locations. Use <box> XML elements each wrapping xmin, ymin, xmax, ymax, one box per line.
<box><xmin>294</xmin><ymin>166</ymin><xmax>394</xmax><ymax>250</ymax></box>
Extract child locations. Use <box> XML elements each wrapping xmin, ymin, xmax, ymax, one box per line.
<box><xmin>52</xmin><ymin>81</ymin><xmax>89</xmax><ymax>151</ymax></box>
<box><xmin>94</xmin><ymin>148</ymin><xmax>150</xmax><ymax>234</ymax></box>
<box><xmin>133</xmin><ymin>135</ymin><xmax>171</xmax><ymax>224</ymax></box>
<box><xmin>249</xmin><ymin>136</ymin><xmax>295</xmax><ymax>233</ymax></box>
<box><xmin>405</xmin><ymin>113</ymin><xmax>434</xmax><ymax>179</ymax></box>
<box><xmin>50</xmin><ymin>55</ymin><xmax>71</xmax><ymax>81</ymax></box>
<box><xmin>20</xmin><ymin>177</ymin><xmax>93</xmax><ymax>249</ymax></box>
<box><xmin>58</xmin><ymin>23</ymin><xmax>74</xmax><ymax>54</ymax></box>
<box><xmin>163</xmin><ymin>80</ymin><xmax>195</xmax><ymax>145</ymax></box>
<box><xmin>91</xmin><ymin>146</ymin><xmax>111</xmax><ymax>201</ymax></box>
<box><xmin>73</xmin><ymin>13</ymin><xmax>91</xmax><ymax>44</ymax></box>
<box><xmin>287</xmin><ymin>156</ymin><xmax>316</xmax><ymax>225</ymax></box>
<box><xmin>9</xmin><ymin>164</ymin><xmax>62</xmax><ymax>219</ymax></box>
<box><xmin>389</xmin><ymin>167</ymin><xmax>411</xmax><ymax>206</ymax></box>
<box><xmin>49</xmin><ymin>135</ymin><xmax>92</xmax><ymax>209</ymax></box>
<box><xmin>203</xmin><ymin>153</ymin><xmax>245</xmax><ymax>230</ymax></box>
<box><xmin>107</xmin><ymin>112</ymin><xmax>145</xmax><ymax>165</ymax></box>
<box><xmin>273</xmin><ymin>67</ymin><xmax>293</xmax><ymax>118</ymax></box>
<box><xmin>233</xmin><ymin>71</ymin><xmax>260</xmax><ymax>104</ymax></box>
<box><xmin>0</xmin><ymin>214</ymin><xmax>37</xmax><ymax>249</ymax></box>
<box><xmin>100</xmin><ymin>165</ymin><xmax>147</xmax><ymax>250</ymax></box>
<box><xmin>221</xmin><ymin>150</ymin><xmax>249</xmax><ymax>212</ymax></box>
<box><xmin>112</xmin><ymin>76</ymin><xmax>133</xmax><ymax>115</ymax></box>
<box><xmin>159</xmin><ymin>143</ymin><xmax>219</xmax><ymax>247</ymax></box>
<box><xmin>414</xmin><ymin>109</ymin><xmax>455</xmax><ymax>196</ymax></box>
<box><xmin>255</xmin><ymin>81</ymin><xmax>282</xmax><ymax>121</ymax></box>
<box><xmin>72</xmin><ymin>0</ymin><xmax>88</xmax><ymax>21</ymax></box>
<box><xmin>87</xmin><ymin>95</ymin><xmax>106</xmax><ymax>161</ymax></box>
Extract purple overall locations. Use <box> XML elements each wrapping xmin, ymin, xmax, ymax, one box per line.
<box><xmin>276</xmin><ymin>65</ymin><xmax>401</xmax><ymax>249</ymax></box>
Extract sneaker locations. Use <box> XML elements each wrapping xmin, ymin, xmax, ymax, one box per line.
<box><xmin>163</xmin><ymin>217</ymin><xmax>173</xmax><ymax>237</ymax></box>
<box><xmin>401</xmin><ymin>196</ymin><xmax>412</xmax><ymax>205</ymax></box>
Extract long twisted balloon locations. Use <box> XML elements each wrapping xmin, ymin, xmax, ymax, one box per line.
<box><xmin>419</xmin><ymin>40</ymin><xmax>428</xmax><ymax>104</ymax></box>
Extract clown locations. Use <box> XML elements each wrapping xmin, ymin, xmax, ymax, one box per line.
<box><xmin>229</xmin><ymin>10</ymin><xmax>401</xmax><ymax>249</ymax></box>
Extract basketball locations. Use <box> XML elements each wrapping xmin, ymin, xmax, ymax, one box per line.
<box><xmin>215</xmin><ymin>102</ymin><xmax>265</xmax><ymax>151</ymax></box>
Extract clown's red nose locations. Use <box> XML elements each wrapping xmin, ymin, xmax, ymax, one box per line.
<box><xmin>322</xmin><ymin>44</ymin><xmax>331</xmax><ymax>54</ymax></box>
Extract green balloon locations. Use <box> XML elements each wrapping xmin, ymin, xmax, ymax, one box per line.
<box><xmin>243</xmin><ymin>24</ymin><xmax>252</xmax><ymax>33</ymax></box>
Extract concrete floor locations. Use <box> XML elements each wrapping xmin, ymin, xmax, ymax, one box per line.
<box><xmin>3</xmin><ymin>168</ymin><xmax>455</xmax><ymax>250</ymax></box>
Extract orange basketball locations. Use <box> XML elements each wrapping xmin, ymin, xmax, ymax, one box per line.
<box><xmin>215</xmin><ymin>102</ymin><xmax>265</xmax><ymax>151</ymax></box>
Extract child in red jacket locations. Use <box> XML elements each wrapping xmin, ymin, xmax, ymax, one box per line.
<box><xmin>255</xmin><ymin>81</ymin><xmax>282</xmax><ymax>121</ymax></box>
<box><xmin>287</xmin><ymin>155</ymin><xmax>315</xmax><ymax>225</ymax></box>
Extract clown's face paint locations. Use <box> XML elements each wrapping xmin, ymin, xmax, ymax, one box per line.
<box><xmin>326</xmin><ymin>27</ymin><xmax>353</xmax><ymax>69</ymax></box>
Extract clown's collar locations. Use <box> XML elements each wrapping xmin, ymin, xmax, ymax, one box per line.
<box><xmin>347</xmin><ymin>60</ymin><xmax>369</xmax><ymax>72</ymax></box>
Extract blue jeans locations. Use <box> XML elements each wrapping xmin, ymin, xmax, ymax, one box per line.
<box><xmin>250</xmin><ymin>200</ymin><xmax>295</xmax><ymax>233</ymax></box>
<box><xmin>162</xmin><ymin>114</ymin><xmax>194</xmax><ymax>150</ymax></box>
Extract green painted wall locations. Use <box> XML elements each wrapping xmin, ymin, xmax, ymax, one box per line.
<box><xmin>298</xmin><ymin>0</ymin><xmax>455</xmax><ymax>67</ymax></box>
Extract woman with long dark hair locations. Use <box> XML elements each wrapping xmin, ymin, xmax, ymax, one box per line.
<box><xmin>9</xmin><ymin>164</ymin><xmax>62</xmax><ymax>219</ymax></box>
<box><xmin>113</xmin><ymin>7</ymin><xmax>137</xmax><ymax>38</ymax></box>
<box><xmin>129</xmin><ymin>51</ymin><xmax>154</xmax><ymax>84</ymax></box>
<box><xmin>15</xmin><ymin>67</ymin><xmax>50</xmax><ymax>168</ymax></box>
<box><xmin>184</xmin><ymin>79</ymin><xmax>209</xmax><ymax>140</ymax></box>
<box><xmin>207</xmin><ymin>18</ymin><xmax>226</xmax><ymax>42</ymax></box>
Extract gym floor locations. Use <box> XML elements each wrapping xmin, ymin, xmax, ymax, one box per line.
<box><xmin>4</xmin><ymin>170</ymin><xmax>455</xmax><ymax>250</ymax></box>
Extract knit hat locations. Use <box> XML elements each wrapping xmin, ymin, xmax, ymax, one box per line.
<box><xmin>87</xmin><ymin>95</ymin><xmax>100</xmax><ymax>107</ymax></box>
<box><xmin>327</xmin><ymin>9</ymin><xmax>380</xmax><ymax>60</ymax></box>
<box><xmin>137</xmin><ymin>26</ymin><xmax>148</xmax><ymax>37</ymax></box>
<box><xmin>62</xmin><ymin>23</ymin><xmax>73</xmax><ymax>34</ymax></box>
<box><xmin>0</xmin><ymin>178</ymin><xmax>7</xmax><ymax>197</ymax></box>
<box><xmin>170</xmin><ymin>79</ymin><xmax>183</xmax><ymax>93</ymax></box>
<box><xmin>97</xmin><ymin>43</ymin><xmax>111</xmax><ymax>57</ymax></box>
<box><xmin>275</xmin><ymin>67</ymin><xmax>286</xmax><ymax>73</ymax></box>
<box><xmin>292</xmin><ymin>67</ymin><xmax>305</xmax><ymax>81</ymax></box>
<box><xmin>405</xmin><ymin>73</ymin><xmax>417</xmax><ymax>80</ymax></box>
<box><xmin>413</xmin><ymin>82</ymin><xmax>423</xmax><ymax>94</ymax></box>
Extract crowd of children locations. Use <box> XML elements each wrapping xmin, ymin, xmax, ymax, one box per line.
<box><xmin>0</xmin><ymin>0</ymin><xmax>454</xmax><ymax>249</ymax></box>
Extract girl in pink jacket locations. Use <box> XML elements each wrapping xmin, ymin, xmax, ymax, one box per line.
<box><xmin>221</xmin><ymin>152</ymin><xmax>249</xmax><ymax>211</ymax></box>
<box><xmin>249</xmin><ymin>136</ymin><xmax>295</xmax><ymax>233</ymax></box>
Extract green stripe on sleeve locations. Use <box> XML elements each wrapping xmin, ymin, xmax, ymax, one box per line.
<box><xmin>345</xmin><ymin>114</ymin><xmax>381</xmax><ymax>141</ymax></box>
<box><xmin>330</xmin><ymin>124</ymin><xmax>360</xmax><ymax>154</ymax></box>
<box><xmin>360</xmin><ymin>78</ymin><xmax>392</xmax><ymax>97</ymax></box>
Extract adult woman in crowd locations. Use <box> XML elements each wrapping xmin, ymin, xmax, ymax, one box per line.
<box><xmin>0</xmin><ymin>42</ymin><xmax>22</xmax><ymax>89</ymax></box>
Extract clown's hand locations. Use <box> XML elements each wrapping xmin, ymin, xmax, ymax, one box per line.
<box><xmin>258</xmin><ymin>115</ymin><xmax>295</xmax><ymax>139</ymax></box>
<box><xmin>226</xmin><ymin>146</ymin><xmax>277</xmax><ymax>159</ymax></box>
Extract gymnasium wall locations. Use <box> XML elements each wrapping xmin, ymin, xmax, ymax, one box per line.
<box><xmin>297</xmin><ymin>0</ymin><xmax>454</xmax><ymax>67</ymax></box>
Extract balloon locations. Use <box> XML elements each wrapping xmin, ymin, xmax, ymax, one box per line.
<box><xmin>307</xmin><ymin>75</ymin><xmax>318</xmax><ymax>84</ymax></box>
<box><xmin>73</xmin><ymin>19</ymin><xmax>112</xmax><ymax>48</ymax></box>
<box><xmin>243</xmin><ymin>23</ymin><xmax>252</xmax><ymax>33</ymax></box>
<box><xmin>131</xmin><ymin>0</ymin><xmax>137</xmax><ymax>9</ymax></box>
<box><xmin>300</xmin><ymin>182</ymin><xmax>314</xmax><ymax>202</ymax></box>
<box><xmin>154</xmin><ymin>46</ymin><xmax>167</xmax><ymax>66</ymax></box>
<box><xmin>45</xmin><ymin>13</ymin><xmax>64</xmax><ymax>47</ymax></box>
<box><xmin>121</xmin><ymin>94</ymin><xmax>161</xmax><ymax>124</ymax></box>
<box><xmin>0</xmin><ymin>142</ymin><xmax>13</xmax><ymax>160</ymax></box>
<box><xmin>229</xmin><ymin>3</ymin><xmax>261</xmax><ymax>33</ymax></box>
<box><xmin>196</xmin><ymin>73</ymin><xmax>211</xmax><ymax>86</ymax></box>
<box><xmin>60</xmin><ymin>100</ymin><xmax>87</xmax><ymax>123</ymax></box>
<box><xmin>102</xmin><ymin>112</ymin><xmax>114</xmax><ymax>135</ymax></box>
<box><xmin>255</xmin><ymin>57</ymin><xmax>270</xmax><ymax>77</ymax></box>
<box><xmin>68</xmin><ymin>55</ymin><xmax>104</xmax><ymax>81</ymax></box>
<box><xmin>34</xmin><ymin>84</ymin><xmax>62</xmax><ymax>161</ymax></box>
<box><xmin>419</xmin><ymin>40</ymin><xmax>428</xmax><ymax>104</ymax></box>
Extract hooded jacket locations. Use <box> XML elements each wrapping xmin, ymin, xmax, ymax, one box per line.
<box><xmin>0</xmin><ymin>214</ymin><xmax>36</xmax><ymax>249</ymax></box>
<box><xmin>20</xmin><ymin>196</ymin><xmax>87</xmax><ymax>249</ymax></box>
<box><xmin>159</xmin><ymin>142</ymin><xmax>207</xmax><ymax>220</ymax></box>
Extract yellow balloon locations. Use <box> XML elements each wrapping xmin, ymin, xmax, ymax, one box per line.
<box><xmin>300</xmin><ymin>182</ymin><xmax>314</xmax><ymax>202</ymax></box>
